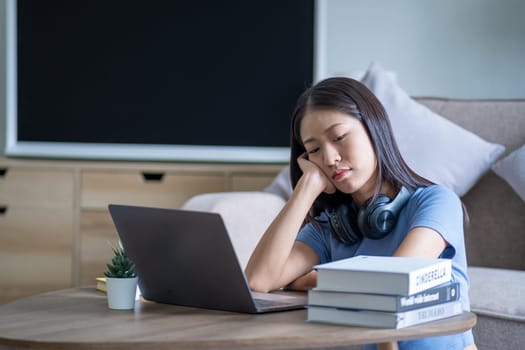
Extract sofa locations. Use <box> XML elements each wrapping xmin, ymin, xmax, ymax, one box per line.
<box><xmin>182</xmin><ymin>96</ymin><xmax>525</xmax><ymax>349</ymax></box>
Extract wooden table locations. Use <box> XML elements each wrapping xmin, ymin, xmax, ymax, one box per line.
<box><xmin>0</xmin><ymin>287</ymin><xmax>476</xmax><ymax>350</ymax></box>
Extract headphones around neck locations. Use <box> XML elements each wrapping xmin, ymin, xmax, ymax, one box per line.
<box><xmin>326</xmin><ymin>186</ymin><xmax>412</xmax><ymax>244</ymax></box>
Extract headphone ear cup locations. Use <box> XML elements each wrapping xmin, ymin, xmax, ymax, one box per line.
<box><xmin>327</xmin><ymin>204</ymin><xmax>362</xmax><ymax>244</ymax></box>
<box><xmin>357</xmin><ymin>195</ymin><xmax>392</xmax><ymax>239</ymax></box>
<box><xmin>358</xmin><ymin>187</ymin><xmax>412</xmax><ymax>239</ymax></box>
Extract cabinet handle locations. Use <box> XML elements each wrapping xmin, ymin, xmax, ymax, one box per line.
<box><xmin>0</xmin><ymin>168</ymin><xmax>7</xmax><ymax>177</ymax></box>
<box><xmin>141</xmin><ymin>172</ymin><xmax>165</xmax><ymax>182</ymax></box>
<box><xmin>0</xmin><ymin>206</ymin><xmax>7</xmax><ymax>215</ymax></box>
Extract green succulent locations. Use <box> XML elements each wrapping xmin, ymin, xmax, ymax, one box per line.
<box><xmin>104</xmin><ymin>244</ymin><xmax>137</xmax><ymax>278</ymax></box>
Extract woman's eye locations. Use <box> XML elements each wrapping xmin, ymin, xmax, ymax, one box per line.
<box><xmin>334</xmin><ymin>133</ymin><xmax>347</xmax><ymax>142</ymax></box>
<box><xmin>307</xmin><ymin>147</ymin><xmax>319</xmax><ymax>154</ymax></box>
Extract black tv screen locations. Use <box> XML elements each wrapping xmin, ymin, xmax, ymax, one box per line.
<box><xmin>7</xmin><ymin>0</ymin><xmax>315</xmax><ymax>162</ymax></box>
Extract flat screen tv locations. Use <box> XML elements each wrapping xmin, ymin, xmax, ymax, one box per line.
<box><xmin>5</xmin><ymin>0</ymin><xmax>316</xmax><ymax>163</ymax></box>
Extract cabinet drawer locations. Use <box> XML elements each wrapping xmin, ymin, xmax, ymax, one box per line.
<box><xmin>81</xmin><ymin>171</ymin><xmax>227</xmax><ymax>209</ymax></box>
<box><xmin>0</xmin><ymin>252</ymin><xmax>71</xmax><ymax>293</ymax></box>
<box><xmin>0</xmin><ymin>168</ymin><xmax>74</xmax><ymax>208</ymax></box>
<box><xmin>230</xmin><ymin>173</ymin><xmax>277</xmax><ymax>191</ymax></box>
<box><xmin>0</xmin><ymin>206</ymin><xmax>73</xmax><ymax>303</ymax></box>
<box><xmin>0</xmin><ymin>205</ymin><xmax>73</xmax><ymax>250</ymax></box>
<box><xmin>79</xmin><ymin>210</ymin><xmax>121</xmax><ymax>286</ymax></box>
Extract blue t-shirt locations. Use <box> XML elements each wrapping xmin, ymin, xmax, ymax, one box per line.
<box><xmin>297</xmin><ymin>185</ymin><xmax>474</xmax><ymax>349</ymax></box>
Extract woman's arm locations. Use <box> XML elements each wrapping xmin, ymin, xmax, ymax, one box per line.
<box><xmin>285</xmin><ymin>269</ymin><xmax>318</xmax><ymax>291</ymax></box>
<box><xmin>245</xmin><ymin>173</ymin><xmax>322</xmax><ymax>292</ymax></box>
<box><xmin>245</xmin><ymin>156</ymin><xmax>332</xmax><ymax>292</ymax></box>
<box><xmin>394</xmin><ymin>227</ymin><xmax>447</xmax><ymax>258</ymax></box>
<box><xmin>394</xmin><ymin>186</ymin><xmax>463</xmax><ymax>259</ymax></box>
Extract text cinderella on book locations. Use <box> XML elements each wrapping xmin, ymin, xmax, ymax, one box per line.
<box><xmin>314</xmin><ymin>255</ymin><xmax>452</xmax><ymax>296</ymax></box>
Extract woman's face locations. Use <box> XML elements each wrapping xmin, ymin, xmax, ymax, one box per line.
<box><xmin>299</xmin><ymin>109</ymin><xmax>378</xmax><ymax>200</ymax></box>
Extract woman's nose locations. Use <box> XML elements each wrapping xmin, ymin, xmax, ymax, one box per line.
<box><xmin>323</xmin><ymin>145</ymin><xmax>341</xmax><ymax>166</ymax></box>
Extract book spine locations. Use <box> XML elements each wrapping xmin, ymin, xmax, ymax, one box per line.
<box><xmin>96</xmin><ymin>277</ymin><xmax>107</xmax><ymax>293</ymax></box>
<box><xmin>308</xmin><ymin>282</ymin><xmax>459</xmax><ymax>312</ymax></box>
<box><xmin>408</xmin><ymin>260</ymin><xmax>452</xmax><ymax>295</ymax></box>
<box><xmin>397</xmin><ymin>301</ymin><xmax>463</xmax><ymax>328</ymax></box>
<box><xmin>307</xmin><ymin>306</ymin><xmax>395</xmax><ymax>328</ymax></box>
<box><xmin>396</xmin><ymin>282</ymin><xmax>459</xmax><ymax>312</ymax></box>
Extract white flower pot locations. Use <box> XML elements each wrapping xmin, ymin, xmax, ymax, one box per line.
<box><xmin>106</xmin><ymin>276</ymin><xmax>139</xmax><ymax>310</ymax></box>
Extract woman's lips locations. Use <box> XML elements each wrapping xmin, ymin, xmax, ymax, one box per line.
<box><xmin>332</xmin><ymin>169</ymin><xmax>350</xmax><ymax>181</ymax></box>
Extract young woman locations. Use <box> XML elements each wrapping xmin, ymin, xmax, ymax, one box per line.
<box><xmin>245</xmin><ymin>77</ymin><xmax>477</xmax><ymax>350</ymax></box>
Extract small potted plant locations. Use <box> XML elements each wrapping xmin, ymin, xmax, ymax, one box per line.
<box><xmin>104</xmin><ymin>243</ymin><xmax>138</xmax><ymax>310</ymax></box>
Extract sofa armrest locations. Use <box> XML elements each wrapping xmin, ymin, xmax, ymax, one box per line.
<box><xmin>181</xmin><ymin>192</ymin><xmax>286</xmax><ymax>270</ymax></box>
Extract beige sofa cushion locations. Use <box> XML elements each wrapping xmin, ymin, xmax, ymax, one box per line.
<box><xmin>182</xmin><ymin>192</ymin><xmax>285</xmax><ymax>270</ymax></box>
<box><xmin>469</xmin><ymin>266</ymin><xmax>525</xmax><ymax>322</ymax></box>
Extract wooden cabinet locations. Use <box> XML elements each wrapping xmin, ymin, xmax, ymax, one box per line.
<box><xmin>80</xmin><ymin>170</ymin><xmax>228</xmax><ymax>209</ymax></box>
<box><xmin>0</xmin><ymin>166</ymin><xmax>74</xmax><ymax>303</ymax></box>
<box><xmin>78</xmin><ymin>169</ymin><xmax>228</xmax><ymax>285</ymax></box>
<box><xmin>0</xmin><ymin>158</ymin><xmax>282</xmax><ymax>302</ymax></box>
<box><xmin>229</xmin><ymin>173</ymin><xmax>278</xmax><ymax>191</ymax></box>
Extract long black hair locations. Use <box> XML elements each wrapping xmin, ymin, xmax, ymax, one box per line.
<box><xmin>290</xmin><ymin>77</ymin><xmax>434</xmax><ymax>218</ymax></box>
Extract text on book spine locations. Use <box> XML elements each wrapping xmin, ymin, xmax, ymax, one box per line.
<box><xmin>415</xmin><ymin>266</ymin><xmax>448</xmax><ymax>287</ymax></box>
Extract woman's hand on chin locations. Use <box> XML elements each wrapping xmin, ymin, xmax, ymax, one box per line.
<box><xmin>297</xmin><ymin>153</ymin><xmax>336</xmax><ymax>194</ymax></box>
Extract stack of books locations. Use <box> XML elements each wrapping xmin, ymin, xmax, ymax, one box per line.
<box><xmin>96</xmin><ymin>277</ymin><xmax>107</xmax><ymax>293</ymax></box>
<box><xmin>307</xmin><ymin>255</ymin><xmax>462</xmax><ymax>329</ymax></box>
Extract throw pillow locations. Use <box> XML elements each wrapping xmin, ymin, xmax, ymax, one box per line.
<box><xmin>491</xmin><ymin>144</ymin><xmax>525</xmax><ymax>202</ymax></box>
<box><xmin>264</xmin><ymin>166</ymin><xmax>293</xmax><ymax>200</ymax></box>
<box><xmin>361</xmin><ymin>62</ymin><xmax>505</xmax><ymax>196</ymax></box>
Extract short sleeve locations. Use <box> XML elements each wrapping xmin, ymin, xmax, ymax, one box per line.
<box><xmin>296</xmin><ymin>214</ymin><xmax>333</xmax><ymax>263</ymax></box>
<box><xmin>406</xmin><ymin>185</ymin><xmax>464</xmax><ymax>259</ymax></box>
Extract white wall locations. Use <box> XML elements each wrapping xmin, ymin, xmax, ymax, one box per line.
<box><xmin>316</xmin><ymin>0</ymin><xmax>525</xmax><ymax>98</ymax></box>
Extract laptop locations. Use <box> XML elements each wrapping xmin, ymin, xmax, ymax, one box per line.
<box><xmin>108</xmin><ymin>204</ymin><xmax>307</xmax><ymax>313</ymax></box>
